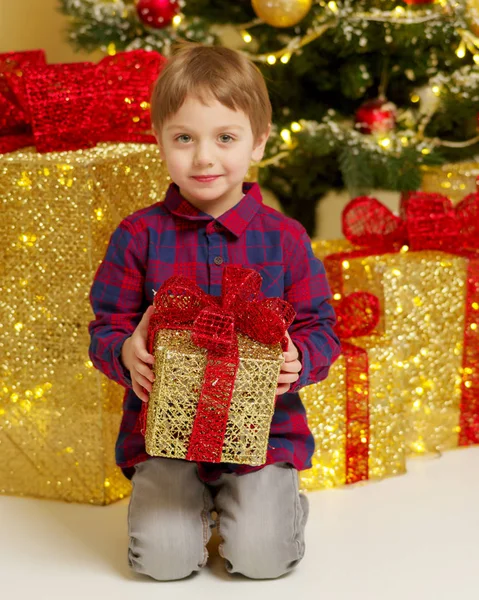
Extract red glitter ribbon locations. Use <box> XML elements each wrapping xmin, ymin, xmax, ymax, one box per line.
<box><xmin>328</xmin><ymin>191</ymin><xmax>479</xmax><ymax>447</ymax></box>
<box><xmin>334</xmin><ymin>292</ymin><xmax>381</xmax><ymax>484</ymax></box>
<box><xmin>341</xmin><ymin>191</ymin><xmax>479</xmax><ymax>253</ymax></box>
<box><xmin>0</xmin><ymin>49</ymin><xmax>166</xmax><ymax>154</ymax></box>
<box><xmin>142</xmin><ymin>266</ymin><xmax>296</xmax><ymax>463</ymax></box>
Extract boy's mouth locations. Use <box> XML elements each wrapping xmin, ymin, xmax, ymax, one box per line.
<box><xmin>191</xmin><ymin>175</ymin><xmax>222</xmax><ymax>183</ymax></box>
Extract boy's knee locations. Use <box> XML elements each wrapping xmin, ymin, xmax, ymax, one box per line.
<box><xmin>219</xmin><ymin>522</ymin><xmax>305</xmax><ymax>580</ymax></box>
<box><xmin>128</xmin><ymin>531</ymin><xmax>208</xmax><ymax>581</ymax></box>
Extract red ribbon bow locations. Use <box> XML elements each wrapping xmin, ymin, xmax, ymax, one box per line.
<box><xmin>144</xmin><ymin>266</ymin><xmax>296</xmax><ymax>463</ymax></box>
<box><xmin>342</xmin><ymin>191</ymin><xmax>479</xmax><ymax>253</ymax></box>
<box><xmin>333</xmin><ymin>291</ymin><xmax>380</xmax><ymax>340</ymax></box>
<box><xmin>0</xmin><ymin>49</ymin><xmax>166</xmax><ymax>154</ymax></box>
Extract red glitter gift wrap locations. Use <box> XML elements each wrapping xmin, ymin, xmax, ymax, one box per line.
<box><xmin>0</xmin><ymin>49</ymin><xmax>165</xmax><ymax>154</ymax></box>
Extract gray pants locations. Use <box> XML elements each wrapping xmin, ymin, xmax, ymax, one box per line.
<box><xmin>127</xmin><ymin>457</ymin><xmax>309</xmax><ymax>581</ymax></box>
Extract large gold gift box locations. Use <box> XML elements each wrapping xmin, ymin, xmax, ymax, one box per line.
<box><xmin>421</xmin><ymin>161</ymin><xmax>479</xmax><ymax>205</ymax></box>
<box><xmin>145</xmin><ymin>329</ymin><xmax>284</xmax><ymax>466</ymax></box>
<box><xmin>0</xmin><ymin>143</ymin><xmax>170</xmax><ymax>504</ymax></box>
<box><xmin>313</xmin><ymin>239</ymin><xmax>473</xmax><ymax>456</ymax></box>
<box><xmin>300</xmin><ymin>334</ymin><xmax>405</xmax><ymax>491</ymax></box>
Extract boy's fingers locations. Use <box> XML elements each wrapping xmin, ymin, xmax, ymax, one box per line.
<box><xmin>284</xmin><ymin>346</ymin><xmax>299</xmax><ymax>361</ymax></box>
<box><xmin>135</xmin><ymin>347</ymin><xmax>155</xmax><ymax>365</ymax></box>
<box><xmin>133</xmin><ymin>382</ymin><xmax>149</xmax><ymax>403</ymax></box>
<box><xmin>283</xmin><ymin>335</ymin><xmax>298</xmax><ymax>361</ymax></box>
<box><xmin>278</xmin><ymin>372</ymin><xmax>299</xmax><ymax>384</ymax></box>
<box><xmin>280</xmin><ymin>359</ymin><xmax>302</xmax><ymax>374</ymax></box>
<box><xmin>133</xmin><ymin>307</ymin><xmax>155</xmax><ymax>364</ymax></box>
<box><xmin>276</xmin><ymin>383</ymin><xmax>291</xmax><ymax>396</ymax></box>
<box><xmin>136</xmin><ymin>373</ymin><xmax>153</xmax><ymax>393</ymax></box>
<box><xmin>136</xmin><ymin>362</ymin><xmax>155</xmax><ymax>383</ymax></box>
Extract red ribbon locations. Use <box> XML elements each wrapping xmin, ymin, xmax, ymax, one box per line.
<box><xmin>330</xmin><ymin>191</ymin><xmax>479</xmax><ymax>448</ymax></box>
<box><xmin>342</xmin><ymin>191</ymin><xmax>479</xmax><ymax>252</ymax></box>
<box><xmin>142</xmin><ymin>266</ymin><xmax>296</xmax><ymax>463</ymax></box>
<box><xmin>333</xmin><ymin>292</ymin><xmax>380</xmax><ymax>484</ymax></box>
<box><xmin>0</xmin><ymin>49</ymin><xmax>166</xmax><ymax>154</ymax></box>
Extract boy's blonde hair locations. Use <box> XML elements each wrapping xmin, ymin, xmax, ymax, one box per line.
<box><xmin>150</xmin><ymin>42</ymin><xmax>272</xmax><ymax>142</ymax></box>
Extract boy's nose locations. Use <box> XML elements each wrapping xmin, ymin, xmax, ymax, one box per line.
<box><xmin>193</xmin><ymin>143</ymin><xmax>215</xmax><ymax>168</ymax></box>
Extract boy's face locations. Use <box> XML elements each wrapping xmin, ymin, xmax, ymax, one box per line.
<box><xmin>156</xmin><ymin>94</ymin><xmax>270</xmax><ymax>218</ymax></box>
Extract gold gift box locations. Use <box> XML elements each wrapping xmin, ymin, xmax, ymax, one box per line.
<box><xmin>145</xmin><ymin>329</ymin><xmax>284</xmax><ymax>466</ymax></box>
<box><xmin>300</xmin><ymin>335</ymin><xmax>406</xmax><ymax>491</ymax></box>
<box><xmin>313</xmin><ymin>239</ymin><xmax>469</xmax><ymax>456</ymax></box>
<box><xmin>0</xmin><ymin>143</ymin><xmax>170</xmax><ymax>503</ymax></box>
<box><xmin>421</xmin><ymin>161</ymin><xmax>479</xmax><ymax>205</ymax></box>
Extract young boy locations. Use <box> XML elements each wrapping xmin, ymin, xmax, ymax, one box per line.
<box><xmin>89</xmin><ymin>43</ymin><xmax>340</xmax><ymax>581</ymax></box>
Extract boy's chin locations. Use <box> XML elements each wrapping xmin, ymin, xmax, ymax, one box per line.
<box><xmin>182</xmin><ymin>181</ymin><xmax>241</xmax><ymax>200</ymax></box>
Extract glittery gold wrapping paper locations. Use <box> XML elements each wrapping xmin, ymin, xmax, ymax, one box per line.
<box><xmin>313</xmin><ymin>239</ymin><xmax>469</xmax><ymax>456</ymax></box>
<box><xmin>0</xmin><ymin>143</ymin><xmax>171</xmax><ymax>504</ymax></box>
<box><xmin>300</xmin><ymin>336</ymin><xmax>406</xmax><ymax>491</ymax></box>
<box><xmin>146</xmin><ymin>329</ymin><xmax>284</xmax><ymax>466</ymax></box>
<box><xmin>421</xmin><ymin>162</ymin><xmax>479</xmax><ymax>205</ymax></box>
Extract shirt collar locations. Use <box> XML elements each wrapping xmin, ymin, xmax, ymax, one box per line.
<box><xmin>163</xmin><ymin>182</ymin><xmax>263</xmax><ymax>238</ymax></box>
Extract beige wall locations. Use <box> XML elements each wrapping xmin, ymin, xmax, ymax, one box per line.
<box><xmin>0</xmin><ymin>0</ymin><xmax>101</xmax><ymax>63</ymax></box>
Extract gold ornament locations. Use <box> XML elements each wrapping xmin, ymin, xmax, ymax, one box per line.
<box><xmin>251</xmin><ymin>0</ymin><xmax>313</xmax><ymax>28</ymax></box>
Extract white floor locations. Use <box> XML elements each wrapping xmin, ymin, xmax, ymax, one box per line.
<box><xmin>1</xmin><ymin>447</ymin><xmax>478</xmax><ymax>600</ymax></box>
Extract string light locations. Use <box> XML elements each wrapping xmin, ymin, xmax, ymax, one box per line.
<box><xmin>456</xmin><ymin>40</ymin><xmax>466</xmax><ymax>59</ymax></box>
<box><xmin>280</xmin><ymin>129</ymin><xmax>292</xmax><ymax>145</ymax></box>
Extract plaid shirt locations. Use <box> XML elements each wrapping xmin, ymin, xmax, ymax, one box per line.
<box><xmin>89</xmin><ymin>182</ymin><xmax>340</xmax><ymax>482</ymax></box>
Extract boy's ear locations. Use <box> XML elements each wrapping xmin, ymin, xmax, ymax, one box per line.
<box><xmin>251</xmin><ymin>123</ymin><xmax>271</xmax><ymax>163</ymax></box>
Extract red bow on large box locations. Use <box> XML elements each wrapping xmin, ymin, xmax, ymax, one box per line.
<box><xmin>0</xmin><ymin>49</ymin><xmax>166</xmax><ymax>154</ymax></box>
<box><xmin>342</xmin><ymin>191</ymin><xmax>479</xmax><ymax>253</ymax></box>
<box><xmin>142</xmin><ymin>266</ymin><xmax>296</xmax><ymax>463</ymax></box>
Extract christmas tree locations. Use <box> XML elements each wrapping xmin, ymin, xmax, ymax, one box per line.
<box><xmin>58</xmin><ymin>0</ymin><xmax>479</xmax><ymax>233</ymax></box>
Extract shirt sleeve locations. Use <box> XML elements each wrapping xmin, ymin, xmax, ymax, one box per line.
<box><xmin>283</xmin><ymin>226</ymin><xmax>341</xmax><ymax>393</ymax></box>
<box><xmin>88</xmin><ymin>220</ymin><xmax>147</xmax><ymax>389</ymax></box>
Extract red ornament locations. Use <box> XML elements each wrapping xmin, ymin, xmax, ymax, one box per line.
<box><xmin>355</xmin><ymin>98</ymin><xmax>397</xmax><ymax>135</ymax></box>
<box><xmin>135</xmin><ymin>0</ymin><xmax>180</xmax><ymax>29</ymax></box>
<box><xmin>402</xmin><ymin>0</ymin><xmax>436</xmax><ymax>4</ymax></box>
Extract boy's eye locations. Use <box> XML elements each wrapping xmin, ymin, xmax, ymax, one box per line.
<box><xmin>219</xmin><ymin>134</ymin><xmax>234</xmax><ymax>143</ymax></box>
<box><xmin>176</xmin><ymin>134</ymin><xmax>192</xmax><ymax>143</ymax></box>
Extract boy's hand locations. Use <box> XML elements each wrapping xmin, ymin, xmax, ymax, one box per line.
<box><xmin>121</xmin><ymin>305</ymin><xmax>155</xmax><ymax>403</ymax></box>
<box><xmin>276</xmin><ymin>331</ymin><xmax>302</xmax><ymax>396</ymax></box>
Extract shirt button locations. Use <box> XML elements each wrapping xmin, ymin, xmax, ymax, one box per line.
<box><xmin>214</xmin><ymin>256</ymin><xmax>223</xmax><ymax>265</ymax></box>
